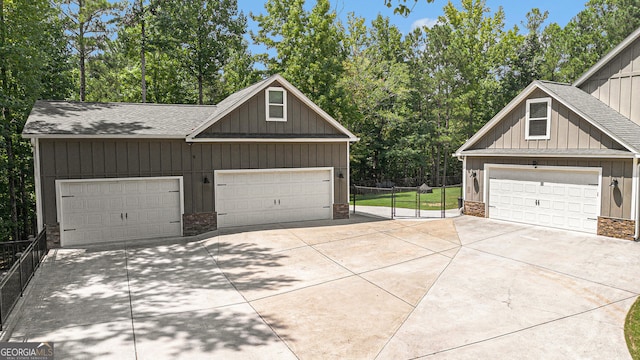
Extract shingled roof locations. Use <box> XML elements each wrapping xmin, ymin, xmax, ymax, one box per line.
<box><xmin>23</xmin><ymin>74</ymin><xmax>358</xmax><ymax>142</ymax></box>
<box><xmin>537</xmin><ymin>81</ymin><xmax>640</xmax><ymax>153</ymax></box>
<box><xmin>23</xmin><ymin>101</ymin><xmax>217</xmax><ymax>138</ymax></box>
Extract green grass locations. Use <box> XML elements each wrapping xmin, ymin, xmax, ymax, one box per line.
<box><xmin>626</xmin><ymin>297</ymin><xmax>640</xmax><ymax>359</ymax></box>
<box><xmin>350</xmin><ymin>187</ymin><xmax>461</xmax><ymax>210</ymax></box>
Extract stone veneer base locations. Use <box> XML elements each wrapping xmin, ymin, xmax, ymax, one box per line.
<box><xmin>463</xmin><ymin>201</ymin><xmax>485</xmax><ymax>218</ymax></box>
<box><xmin>333</xmin><ymin>203</ymin><xmax>350</xmax><ymax>219</ymax></box>
<box><xmin>183</xmin><ymin>212</ymin><xmax>217</xmax><ymax>236</ymax></box>
<box><xmin>45</xmin><ymin>223</ymin><xmax>61</xmax><ymax>249</ymax></box>
<box><xmin>597</xmin><ymin>216</ymin><xmax>635</xmax><ymax>240</ymax></box>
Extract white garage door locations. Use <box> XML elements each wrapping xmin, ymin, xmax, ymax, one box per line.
<box><xmin>215</xmin><ymin>168</ymin><xmax>333</xmax><ymax>228</ymax></box>
<box><xmin>488</xmin><ymin>167</ymin><xmax>600</xmax><ymax>233</ymax></box>
<box><xmin>58</xmin><ymin>177</ymin><xmax>182</xmax><ymax>247</ymax></box>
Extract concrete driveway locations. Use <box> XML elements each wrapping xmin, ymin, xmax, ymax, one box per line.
<box><xmin>5</xmin><ymin>215</ymin><xmax>640</xmax><ymax>359</ymax></box>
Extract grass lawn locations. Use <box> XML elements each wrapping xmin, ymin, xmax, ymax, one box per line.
<box><xmin>626</xmin><ymin>297</ymin><xmax>640</xmax><ymax>359</ymax></box>
<box><xmin>350</xmin><ymin>187</ymin><xmax>461</xmax><ymax>211</ymax></box>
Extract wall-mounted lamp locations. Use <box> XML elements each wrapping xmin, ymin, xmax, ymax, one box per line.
<box><xmin>610</xmin><ymin>179</ymin><xmax>618</xmax><ymax>188</ymax></box>
<box><xmin>532</xmin><ymin>160</ymin><xmax>538</xmax><ymax>169</ymax></box>
<box><xmin>470</xmin><ymin>171</ymin><xmax>477</xmax><ymax>178</ymax></box>
<box><xmin>203</xmin><ymin>176</ymin><xmax>210</xmax><ymax>184</ymax></box>
<box><xmin>337</xmin><ymin>171</ymin><xmax>344</xmax><ymax>179</ymax></box>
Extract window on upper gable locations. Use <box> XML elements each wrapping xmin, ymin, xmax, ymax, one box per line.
<box><xmin>266</xmin><ymin>87</ymin><xmax>287</xmax><ymax>122</ymax></box>
<box><xmin>525</xmin><ymin>98</ymin><xmax>551</xmax><ymax>140</ymax></box>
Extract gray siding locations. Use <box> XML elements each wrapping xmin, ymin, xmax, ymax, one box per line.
<box><xmin>471</xmin><ymin>89</ymin><xmax>624</xmax><ymax>151</ymax></box>
<box><xmin>465</xmin><ymin>157</ymin><xmax>633</xmax><ymax>219</ymax></box>
<box><xmin>199</xmin><ymin>81</ymin><xmax>343</xmax><ymax>137</ymax></box>
<box><xmin>579</xmin><ymin>37</ymin><xmax>640</xmax><ymax>124</ymax></box>
<box><xmin>39</xmin><ymin>139</ymin><xmax>349</xmax><ymax>225</ymax></box>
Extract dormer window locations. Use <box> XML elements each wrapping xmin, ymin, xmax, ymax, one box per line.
<box><xmin>266</xmin><ymin>87</ymin><xmax>287</xmax><ymax>122</ymax></box>
<box><xmin>525</xmin><ymin>98</ymin><xmax>551</xmax><ymax>140</ymax></box>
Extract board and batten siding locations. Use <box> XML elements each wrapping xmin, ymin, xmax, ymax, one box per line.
<box><xmin>198</xmin><ymin>81</ymin><xmax>343</xmax><ymax>137</ymax></box>
<box><xmin>470</xmin><ymin>89</ymin><xmax>624</xmax><ymax>151</ymax></box>
<box><xmin>38</xmin><ymin>139</ymin><xmax>349</xmax><ymax>226</ymax></box>
<box><xmin>578</xmin><ymin>36</ymin><xmax>640</xmax><ymax>125</ymax></box>
<box><xmin>465</xmin><ymin>157</ymin><xmax>634</xmax><ymax>219</ymax></box>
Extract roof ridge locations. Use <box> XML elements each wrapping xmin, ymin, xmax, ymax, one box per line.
<box><xmin>536</xmin><ymin>80</ymin><xmax>572</xmax><ymax>86</ymax></box>
<box><xmin>37</xmin><ymin>100</ymin><xmax>218</xmax><ymax>108</ymax></box>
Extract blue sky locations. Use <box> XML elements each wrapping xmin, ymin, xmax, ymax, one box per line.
<box><xmin>238</xmin><ymin>0</ymin><xmax>583</xmax><ymax>37</ymax></box>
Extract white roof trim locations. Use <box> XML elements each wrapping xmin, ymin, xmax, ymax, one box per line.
<box><xmin>187</xmin><ymin>74</ymin><xmax>358</xmax><ymax>142</ymax></box>
<box><xmin>455</xmin><ymin>81</ymin><xmax>638</xmax><ymax>157</ymax></box>
<box><xmin>187</xmin><ymin>137</ymin><xmax>355</xmax><ymax>143</ymax></box>
<box><xmin>457</xmin><ymin>151</ymin><xmax>634</xmax><ymax>159</ymax></box>
<box><xmin>573</xmin><ymin>26</ymin><xmax>640</xmax><ymax>87</ymax></box>
<box><xmin>22</xmin><ymin>134</ymin><xmax>187</xmax><ymax>139</ymax></box>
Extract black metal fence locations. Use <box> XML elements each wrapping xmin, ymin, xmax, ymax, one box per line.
<box><xmin>0</xmin><ymin>230</ymin><xmax>47</xmax><ymax>330</ymax></box>
<box><xmin>351</xmin><ymin>184</ymin><xmax>462</xmax><ymax>219</ymax></box>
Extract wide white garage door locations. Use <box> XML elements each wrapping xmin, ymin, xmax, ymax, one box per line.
<box><xmin>58</xmin><ymin>177</ymin><xmax>182</xmax><ymax>247</ymax></box>
<box><xmin>488</xmin><ymin>167</ymin><xmax>600</xmax><ymax>233</ymax></box>
<box><xmin>215</xmin><ymin>168</ymin><xmax>333</xmax><ymax>228</ymax></box>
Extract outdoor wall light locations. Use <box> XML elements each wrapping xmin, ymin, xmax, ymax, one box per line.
<box><xmin>610</xmin><ymin>179</ymin><xmax>619</xmax><ymax>188</ymax></box>
<box><xmin>470</xmin><ymin>171</ymin><xmax>477</xmax><ymax>178</ymax></box>
<box><xmin>337</xmin><ymin>171</ymin><xmax>344</xmax><ymax>179</ymax></box>
<box><xmin>203</xmin><ymin>176</ymin><xmax>210</xmax><ymax>184</ymax></box>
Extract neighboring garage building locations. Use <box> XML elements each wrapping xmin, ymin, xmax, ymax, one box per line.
<box><xmin>23</xmin><ymin>75</ymin><xmax>358</xmax><ymax>247</ymax></box>
<box><xmin>455</xmin><ymin>27</ymin><xmax>640</xmax><ymax>240</ymax></box>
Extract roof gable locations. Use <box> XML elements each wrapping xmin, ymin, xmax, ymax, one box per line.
<box><xmin>187</xmin><ymin>74</ymin><xmax>358</xmax><ymax>142</ymax></box>
<box><xmin>466</xmin><ymin>88</ymin><xmax>624</xmax><ymax>153</ymax></box>
<box><xmin>195</xmin><ymin>79</ymin><xmax>346</xmax><ymax>139</ymax></box>
<box><xmin>456</xmin><ymin>81</ymin><xmax>640</xmax><ymax>156</ymax></box>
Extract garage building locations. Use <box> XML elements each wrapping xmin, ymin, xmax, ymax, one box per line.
<box><xmin>455</xmin><ymin>27</ymin><xmax>640</xmax><ymax>240</ymax></box>
<box><xmin>23</xmin><ymin>75</ymin><xmax>358</xmax><ymax>247</ymax></box>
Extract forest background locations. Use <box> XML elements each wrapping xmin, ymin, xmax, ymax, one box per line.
<box><xmin>1</xmin><ymin>0</ymin><xmax>640</xmax><ymax>240</ymax></box>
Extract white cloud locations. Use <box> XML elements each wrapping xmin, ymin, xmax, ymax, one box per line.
<box><xmin>411</xmin><ymin>17</ymin><xmax>438</xmax><ymax>30</ymax></box>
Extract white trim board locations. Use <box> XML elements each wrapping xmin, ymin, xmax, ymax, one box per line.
<box><xmin>32</xmin><ymin>138</ymin><xmax>44</xmax><ymax>233</ymax></box>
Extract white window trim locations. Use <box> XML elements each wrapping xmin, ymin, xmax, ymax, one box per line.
<box><xmin>266</xmin><ymin>87</ymin><xmax>287</xmax><ymax>122</ymax></box>
<box><xmin>525</xmin><ymin>97</ymin><xmax>552</xmax><ymax>140</ymax></box>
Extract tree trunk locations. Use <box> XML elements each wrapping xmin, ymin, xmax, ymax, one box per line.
<box><xmin>198</xmin><ymin>73</ymin><xmax>203</xmax><ymax>105</ymax></box>
<box><xmin>79</xmin><ymin>0</ymin><xmax>86</xmax><ymax>101</ymax></box>
<box><xmin>139</xmin><ymin>0</ymin><xmax>147</xmax><ymax>103</ymax></box>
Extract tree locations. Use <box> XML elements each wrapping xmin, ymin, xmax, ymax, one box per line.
<box><xmin>57</xmin><ymin>0</ymin><xmax>121</xmax><ymax>101</ymax></box>
<box><xmin>1</xmin><ymin>0</ymin><xmax>72</xmax><ymax>240</ymax></box>
<box><xmin>556</xmin><ymin>0</ymin><xmax>640</xmax><ymax>82</ymax></box>
<box><xmin>340</xmin><ymin>14</ymin><xmax>412</xmax><ymax>184</ymax></box>
<box><xmin>384</xmin><ymin>0</ymin><xmax>435</xmax><ymax>16</ymax></box>
<box><xmin>252</xmin><ymin>0</ymin><xmax>347</xmax><ymax>120</ymax></box>
<box><xmin>153</xmin><ymin>0</ymin><xmax>246</xmax><ymax>104</ymax></box>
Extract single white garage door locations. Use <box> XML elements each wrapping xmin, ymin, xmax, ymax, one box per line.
<box><xmin>58</xmin><ymin>177</ymin><xmax>182</xmax><ymax>247</ymax></box>
<box><xmin>488</xmin><ymin>167</ymin><xmax>600</xmax><ymax>233</ymax></box>
<box><xmin>215</xmin><ymin>168</ymin><xmax>333</xmax><ymax>228</ymax></box>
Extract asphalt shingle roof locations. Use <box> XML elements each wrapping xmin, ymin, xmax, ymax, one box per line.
<box><xmin>537</xmin><ymin>80</ymin><xmax>640</xmax><ymax>153</ymax></box>
<box><xmin>23</xmin><ymin>101</ymin><xmax>217</xmax><ymax>137</ymax></box>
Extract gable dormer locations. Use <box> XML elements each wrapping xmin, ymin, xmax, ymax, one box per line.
<box><xmin>574</xmin><ymin>27</ymin><xmax>640</xmax><ymax>124</ymax></box>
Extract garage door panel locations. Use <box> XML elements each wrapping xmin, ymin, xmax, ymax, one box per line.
<box><xmin>59</xmin><ymin>178</ymin><xmax>182</xmax><ymax>246</ymax></box>
<box><xmin>488</xmin><ymin>168</ymin><xmax>599</xmax><ymax>233</ymax></box>
<box><xmin>216</xmin><ymin>168</ymin><xmax>333</xmax><ymax>228</ymax></box>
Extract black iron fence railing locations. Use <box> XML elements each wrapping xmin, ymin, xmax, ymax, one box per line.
<box><xmin>0</xmin><ymin>230</ymin><xmax>47</xmax><ymax>330</ymax></box>
<box><xmin>351</xmin><ymin>184</ymin><xmax>463</xmax><ymax>219</ymax></box>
